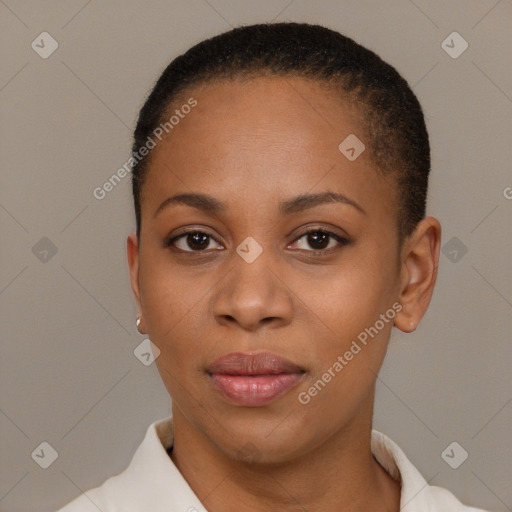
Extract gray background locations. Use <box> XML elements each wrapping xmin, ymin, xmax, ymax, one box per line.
<box><xmin>0</xmin><ymin>1</ymin><xmax>511</xmax><ymax>511</ymax></box>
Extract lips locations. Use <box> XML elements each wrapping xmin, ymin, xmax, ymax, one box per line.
<box><xmin>207</xmin><ymin>351</ymin><xmax>305</xmax><ymax>406</ymax></box>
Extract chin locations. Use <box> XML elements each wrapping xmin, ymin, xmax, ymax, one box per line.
<box><xmin>207</xmin><ymin>413</ymin><xmax>314</xmax><ymax>466</ymax></box>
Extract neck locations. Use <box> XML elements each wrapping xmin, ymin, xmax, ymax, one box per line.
<box><xmin>169</xmin><ymin>401</ymin><xmax>400</xmax><ymax>512</ymax></box>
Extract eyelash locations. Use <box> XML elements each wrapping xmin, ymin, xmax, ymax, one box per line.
<box><xmin>165</xmin><ymin>228</ymin><xmax>350</xmax><ymax>255</ymax></box>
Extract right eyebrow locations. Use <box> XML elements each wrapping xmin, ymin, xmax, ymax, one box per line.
<box><xmin>154</xmin><ymin>193</ymin><xmax>226</xmax><ymax>218</ymax></box>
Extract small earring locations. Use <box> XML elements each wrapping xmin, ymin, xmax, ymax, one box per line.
<box><xmin>136</xmin><ymin>317</ymin><xmax>143</xmax><ymax>333</ymax></box>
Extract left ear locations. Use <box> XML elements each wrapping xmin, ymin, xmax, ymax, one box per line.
<box><xmin>394</xmin><ymin>217</ymin><xmax>441</xmax><ymax>333</ymax></box>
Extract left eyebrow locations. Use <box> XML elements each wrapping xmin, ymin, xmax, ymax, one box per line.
<box><xmin>153</xmin><ymin>190</ymin><xmax>366</xmax><ymax>218</ymax></box>
<box><xmin>279</xmin><ymin>191</ymin><xmax>366</xmax><ymax>216</ymax></box>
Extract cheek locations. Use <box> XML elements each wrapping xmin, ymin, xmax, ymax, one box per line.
<box><xmin>318</xmin><ymin>253</ymin><xmax>398</xmax><ymax>332</ymax></box>
<box><xmin>137</xmin><ymin>253</ymin><xmax>208</xmax><ymax>365</ymax></box>
<box><xmin>298</xmin><ymin>245</ymin><xmax>399</xmax><ymax>383</ymax></box>
<box><xmin>296</xmin><ymin>280</ymin><xmax>396</xmax><ymax>424</ymax></box>
<box><xmin>139</xmin><ymin>243</ymin><xmax>201</xmax><ymax>316</ymax></box>
<box><xmin>308</xmin><ymin>283</ymin><xmax>395</xmax><ymax>379</ymax></box>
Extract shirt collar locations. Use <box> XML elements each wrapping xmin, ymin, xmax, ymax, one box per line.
<box><xmin>371</xmin><ymin>429</ymin><xmax>437</xmax><ymax>511</ymax></box>
<box><xmin>102</xmin><ymin>417</ymin><xmax>439</xmax><ymax>511</ymax></box>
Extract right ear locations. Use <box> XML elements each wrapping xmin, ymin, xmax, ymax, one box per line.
<box><xmin>127</xmin><ymin>232</ymin><xmax>145</xmax><ymax>333</ymax></box>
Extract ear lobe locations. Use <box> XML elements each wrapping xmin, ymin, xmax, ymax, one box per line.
<box><xmin>127</xmin><ymin>232</ymin><xmax>143</xmax><ymax>320</ymax></box>
<box><xmin>394</xmin><ymin>217</ymin><xmax>441</xmax><ymax>333</ymax></box>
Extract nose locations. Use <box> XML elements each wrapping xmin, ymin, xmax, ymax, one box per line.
<box><xmin>212</xmin><ymin>249</ymin><xmax>294</xmax><ymax>332</ymax></box>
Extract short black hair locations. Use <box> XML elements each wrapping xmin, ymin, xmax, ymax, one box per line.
<box><xmin>132</xmin><ymin>22</ymin><xmax>430</xmax><ymax>241</ymax></box>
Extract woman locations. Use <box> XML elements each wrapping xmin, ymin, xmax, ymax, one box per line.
<box><xmin>58</xmin><ymin>22</ymin><xmax>490</xmax><ymax>511</ymax></box>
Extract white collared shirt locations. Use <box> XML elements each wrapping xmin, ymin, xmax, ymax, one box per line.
<box><xmin>57</xmin><ymin>417</ymin><xmax>490</xmax><ymax>511</ymax></box>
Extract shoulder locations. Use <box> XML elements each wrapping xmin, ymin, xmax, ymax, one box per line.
<box><xmin>56</xmin><ymin>486</ymin><xmax>108</xmax><ymax>512</ymax></box>
<box><xmin>371</xmin><ymin>430</ymin><xmax>492</xmax><ymax>512</ymax></box>
<box><xmin>56</xmin><ymin>417</ymin><xmax>205</xmax><ymax>512</ymax></box>
<box><xmin>428</xmin><ymin>485</ymin><xmax>492</xmax><ymax>512</ymax></box>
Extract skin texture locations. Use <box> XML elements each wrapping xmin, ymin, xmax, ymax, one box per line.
<box><xmin>127</xmin><ymin>76</ymin><xmax>441</xmax><ymax>511</ymax></box>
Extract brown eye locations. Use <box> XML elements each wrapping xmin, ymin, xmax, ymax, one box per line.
<box><xmin>166</xmin><ymin>230</ymin><xmax>223</xmax><ymax>252</ymax></box>
<box><xmin>289</xmin><ymin>229</ymin><xmax>349</xmax><ymax>253</ymax></box>
<box><xmin>306</xmin><ymin>231</ymin><xmax>329</xmax><ymax>249</ymax></box>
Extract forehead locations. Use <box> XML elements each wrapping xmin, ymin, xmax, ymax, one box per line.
<box><xmin>142</xmin><ymin>76</ymin><xmax>392</xmax><ymax>219</ymax></box>
<box><xmin>169</xmin><ymin>75</ymin><xmax>365</xmax><ymax>151</ymax></box>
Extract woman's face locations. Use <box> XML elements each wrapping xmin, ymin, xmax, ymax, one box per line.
<box><xmin>129</xmin><ymin>76</ymin><xmax>404</xmax><ymax>462</ymax></box>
